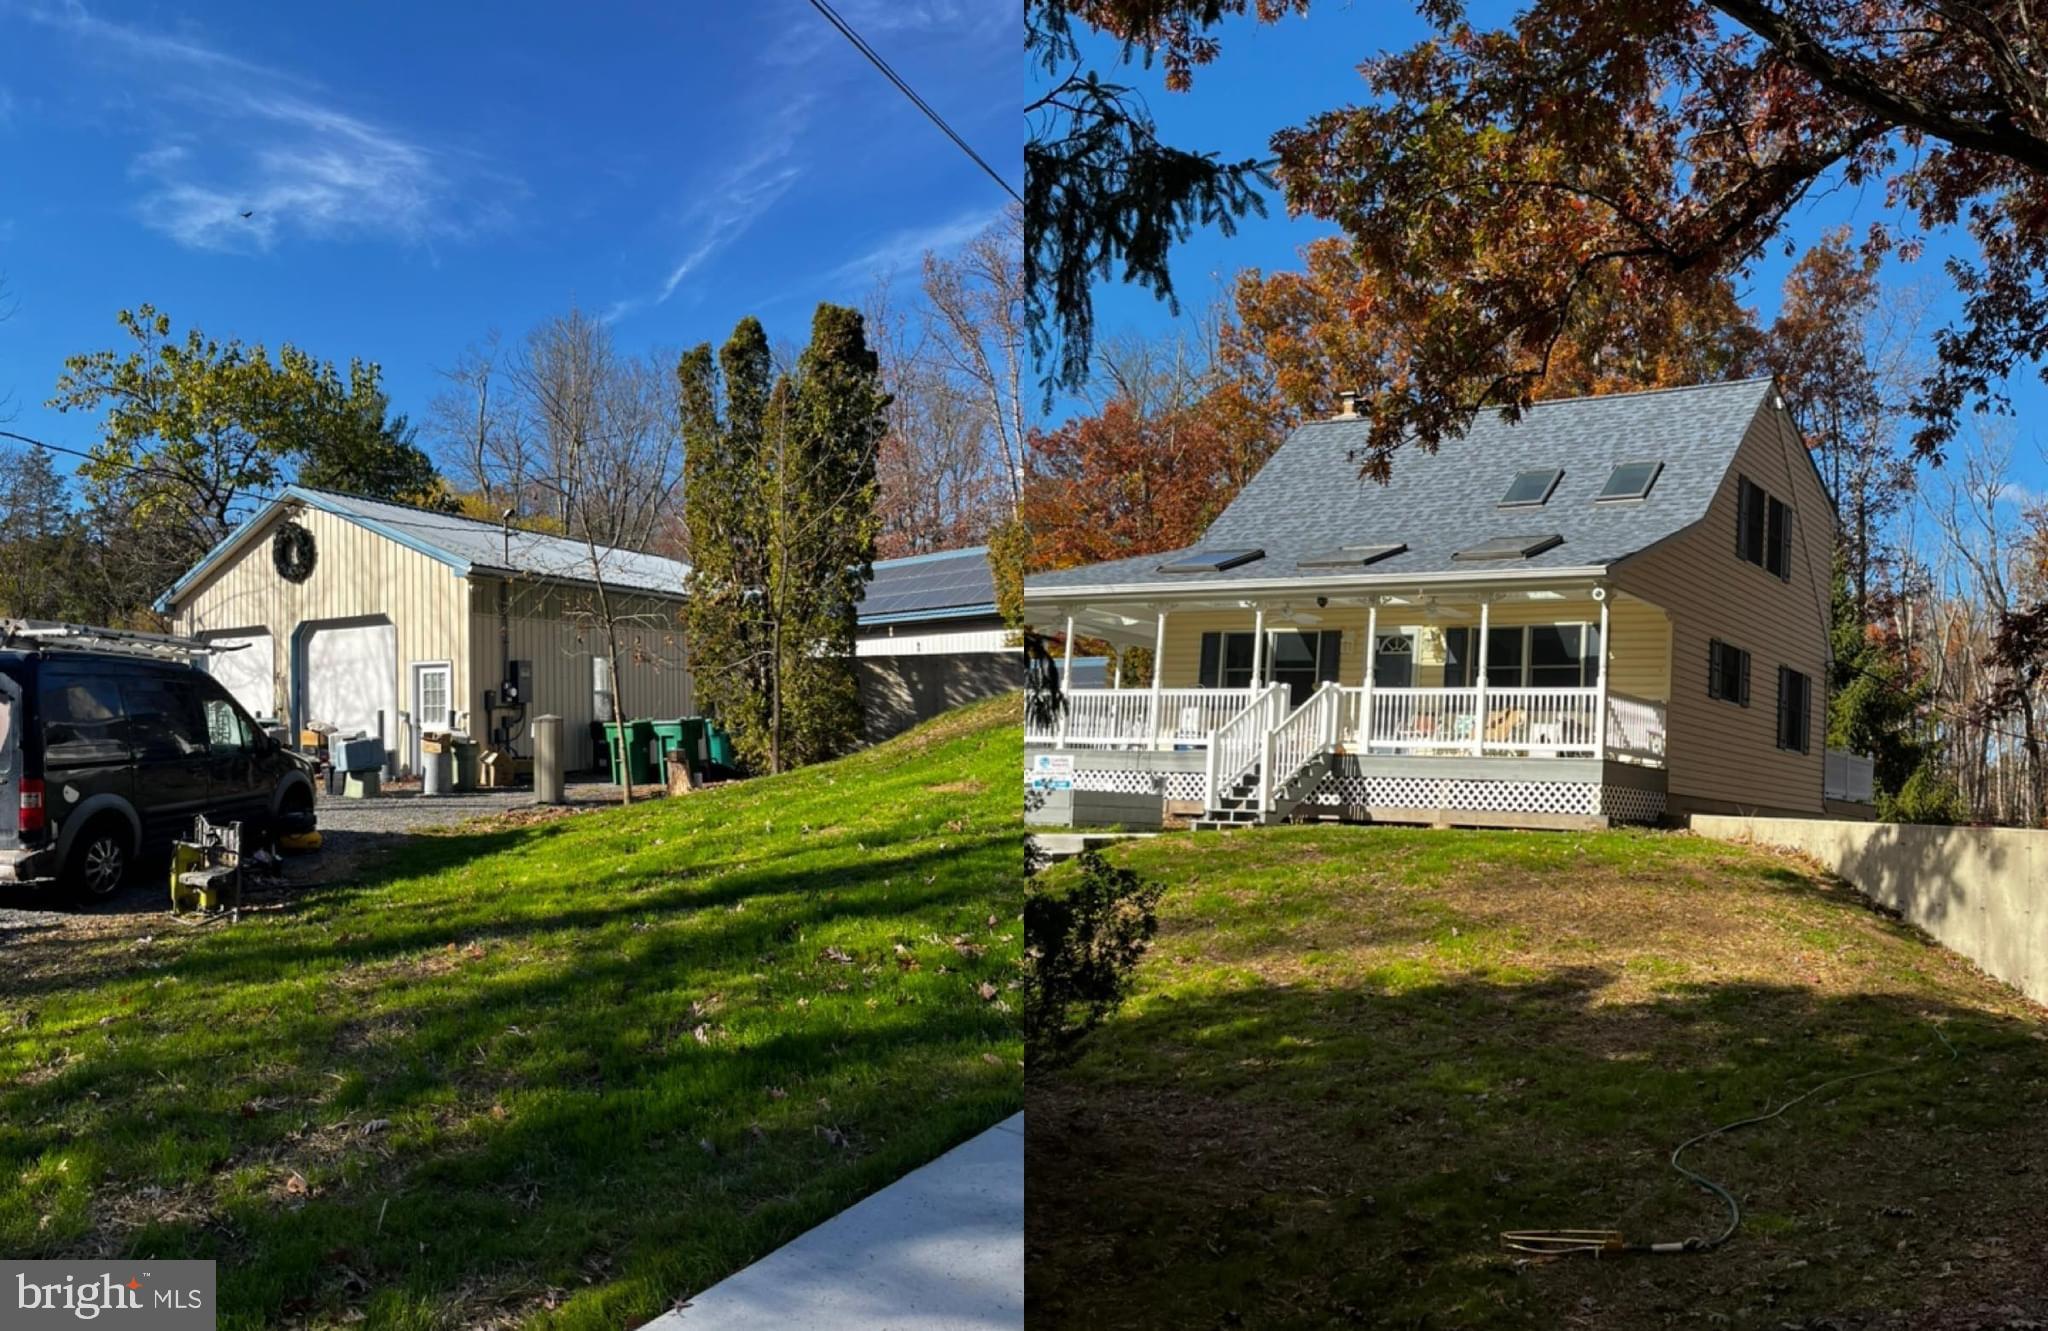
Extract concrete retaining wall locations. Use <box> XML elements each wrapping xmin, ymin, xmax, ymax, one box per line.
<box><xmin>1693</xmin><ymin>815</ymin><xmax>2048</xmax><ymax>1006</ymax></box>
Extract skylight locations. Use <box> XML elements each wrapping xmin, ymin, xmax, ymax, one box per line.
<box><xmin>1452</xmin><ymin>533</ymin><xmax>1565</xmax><ymax>562</ymax></box>
<box><xmin>1156</xmin><ymin>548</ymin><xmax>1265</xmax><ymax>574</ymax></box>
<box><xmin>1499</xmin><ymin>468</ymin><xmax>1563</xmax><ymax>507</ymax></box>
<box><xmin>1596</xmin><ymin>461</ymin><xmax>1663</xmax><ymax>501</ymax></box>
<box><xmin>1297</xmin><ymin>543</ymin><xmax>1407</xmax><ymax>569</ymax></box>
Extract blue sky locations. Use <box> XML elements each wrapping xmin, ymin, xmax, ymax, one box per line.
<box><xmin>1056</xmin><ymin>3</ymin><xmax>2048</xmax><ymax>508</ymax></box>
<box><xmin>0</xmin><ymin>0</ymin><xmax>1015</xmax><ymax>461</ymax></box>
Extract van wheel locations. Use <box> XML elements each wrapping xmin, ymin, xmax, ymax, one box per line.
<box><xmin>66</xmin><ymin>820</ymin><xmax>132</xmax><ymax>902</ymax></box>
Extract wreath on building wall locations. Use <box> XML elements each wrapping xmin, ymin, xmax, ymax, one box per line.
<box><xmin>273</xmin><ymin>519</ymin><xmax>317</xmax><ymax>584</ymax></box>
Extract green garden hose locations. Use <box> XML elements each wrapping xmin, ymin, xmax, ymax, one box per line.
<box><xmin>1502</xmin><ymin>1021</ymin><xmax>1958</xmax><ymax>1259</ymax></box>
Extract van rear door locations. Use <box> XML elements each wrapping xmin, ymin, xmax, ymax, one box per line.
<box><xmin>0</xmin><ymin>669</ymin><xmax>20</xmax><ymax>854</ymax></box>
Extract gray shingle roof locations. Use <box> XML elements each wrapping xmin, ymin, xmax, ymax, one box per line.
<box><xmin>1026</xmin><ymin>378</ymin><xmax>1777</xmax><ymax>596</ymax></box>
<box><xmin>858</xmin><ymin>546</ymin><xmax>995</xmax><ymax>623</ymax></box>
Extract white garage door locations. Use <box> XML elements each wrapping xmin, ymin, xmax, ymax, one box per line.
<box><xmin>304</xmin><ymin>621</ymin><xmax>397</xmax><ymax>760</ymax></box>
<box><xmin>203</xmin><ymin>632</ymin><xmax>276</xmax><ymax>720</ymax></box>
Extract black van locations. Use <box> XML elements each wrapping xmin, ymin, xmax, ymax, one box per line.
<box><xmin>0</xmin><ymin>645</ymin><xmax>318</xmax><ymax>900</ymax></box>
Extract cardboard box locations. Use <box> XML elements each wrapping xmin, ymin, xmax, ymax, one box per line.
<box><xmin>300</xmin><ymin>729</ymin><xmax>328</xmax><ymax>750</ymax></box>
<box><xmin>421</xmin><ymin>733</ymin><xmax>452</xmax><ymax>755</ymax></box>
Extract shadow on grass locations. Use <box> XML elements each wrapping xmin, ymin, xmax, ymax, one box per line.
<box><xmin>0</xmin><ymin>788</ymin><xmax>1023</xmax><ymax>1328</ymax></box>
<box><xmin>1027</xmin><ymin>970</ymin><xmax>2048</xmax><ymax>1331</ymax></box>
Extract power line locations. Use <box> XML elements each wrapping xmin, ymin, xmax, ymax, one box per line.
<box><xmin>801</xmin><ymin>0</ymin><xmax>1022</xmax><ymax>205</ymax></box>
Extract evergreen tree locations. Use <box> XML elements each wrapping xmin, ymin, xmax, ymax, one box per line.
<box><xmin>681</xmin><ymin>319</ymin><xmax>776</xmax><ymax>766</ymax></box>
<box><xmin>681</xmin><ymin>307</ymin><xmax>886</xmax><ymax>774</ymax></box>
<box><xmin>770</xmin><ymin>303</ymin><xmax>886</xmax><ymax>769</ymax></box>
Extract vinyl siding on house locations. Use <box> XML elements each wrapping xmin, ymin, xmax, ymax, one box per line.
<box><xmin>1133</xmin><ymin>594</ymin><xmax>1671</xmax><ymax>699</ymax></box>
<box><xmin>1610</xmin><ymin>400</ymin><xmax>1835</xmax><ymax>815</ymax></box>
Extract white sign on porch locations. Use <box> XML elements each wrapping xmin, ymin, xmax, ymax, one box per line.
<box><xmin>1027</xmin><ymin>753</ymin><xmax>1075</xmax><ymax>790</ymax></box>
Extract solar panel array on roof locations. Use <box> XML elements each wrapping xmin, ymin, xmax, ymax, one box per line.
<box><xmin>1597</xmin><ymin>460</ymin><xmax>1663</xmax><ymax>501</ymax></box>
<box><xmin>1157</xmin><ymin>548</ymin><xmax>1265</xmax><ymax>573</ymax></box>
<box><xmin>857</xmin><ymin>547</ymin><xmax>996</xmax><ymax>621</ymax></box>
<box><xmin>1297</xmin><ymin>543</ymin><xmax>1407</xmax><ymax>569</ymax></box>
<box><xmin>1452</xmin><ymin>533</ymin><xmax>1565</xmax><ymax>561</ymax></box>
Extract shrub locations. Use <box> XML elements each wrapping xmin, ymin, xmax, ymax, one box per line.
<box><xmin>1024</xmin><ymin>849</ymin><xmax>1164</xmax><ymax>1067</ymax></box>
<box><xmin>1881</xmin><ymin>760</ymin><xmax>1968</xmax><ymax>826</ymax></box>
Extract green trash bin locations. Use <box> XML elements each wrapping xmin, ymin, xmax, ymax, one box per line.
<box><xmin>602</xmin><ymin>720</ymin><xmax>660</xmax><ymax>785</ymax></box>
<box><xmin>705</xmin><ymin>719</ymin><xmax>736</xmax><ymax>771</ymax></box>
<box><xmin>648</xmin><ymin>718</ymin><xmax>710</xmax><ymax>779</ymax></box>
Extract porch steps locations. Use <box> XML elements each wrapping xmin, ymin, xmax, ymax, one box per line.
<box><xmin>1192</xmin><ymin>750</ymin><xmax>1336</xmax><ymax>831</ymax></box>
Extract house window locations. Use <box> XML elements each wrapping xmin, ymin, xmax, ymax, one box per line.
<box><xmin>1198</xmin><ymin>629</ymin><xmax>1341</xmax><ymax>705</ymax></box>
<box><xmin>1737</xmin><ymin>476</ymin><xmax>1794</xmax><ymax>579</ymax></box>
<box><xmin>1777</xmin><ymin>667</ymin><xmax>1811</xmax><ymax>752</ymax></box>
<box><xmin>1736</xmin><ymin>476</ymin><xmax>1767</xmax><ymax>565</ymax></box>
<box><xmin>1197</xmin><ymin>632</ymin><xmax>1258</xmax><ymax>689</ymax></box>
<box><xmin>1444</xmin><ymin>623</ymin><xmax>1601</xmax><ymax>688</ymax></box>
<box><xmin>1766</xmin><ymin>496</ymin><xmax>1793</xmax><ymax>580</ymax></box>
<box><xmin>1500</xmin><ymin>468</ymin><xmax>1563</xmax><ymax>507</ymax></box>
<box><xmin>1708</xmin><ymin>638</ymin><xmax>1751</xmax><ymax>706</ymax></box>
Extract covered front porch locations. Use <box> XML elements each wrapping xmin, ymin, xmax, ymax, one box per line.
<box><xmin>1024</xmin><ymin>579</ymin><xmax>1673</xmax><ymax>827</ymax></box>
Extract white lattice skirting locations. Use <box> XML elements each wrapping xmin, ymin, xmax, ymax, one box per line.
<box><xmin>1059</xmin><ymin>766</ymin><xmax>1665</xmax><ymax>823</ymax></box>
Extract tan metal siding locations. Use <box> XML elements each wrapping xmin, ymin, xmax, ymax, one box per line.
<box><xmin>471</xmin><ymin>577</ymin><xmax>691</xmax><ymax>771</ymax></box>
<box><xmin>169</xmin><ymin>505</ymin><xmax>469</xmax><ymax>764</ymax></box>
<box><xmin>170</xmin><ymin>508</ymin><xmax>692</xmax><ymax>775</ymax></box>
<box><xmin>1610</xmin><ymin>401</ymin><xmax>1835</xmax><ymax>815</ymax></box>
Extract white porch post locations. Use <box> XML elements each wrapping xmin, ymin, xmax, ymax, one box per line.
<box><xmin>1595</xmin><ymin>593</ymin><xmax>1611</xmax><ymax>759</ymax></box>
<box><xmin>1111</xmin><ymin>652</ymin><xmax>1122</xmax><ymax>689</ymax></box>
<box><xmin>1054</xmin><ymin>613</ymin><xmax>1075</xmax><ymax>746</ymax></box>
<box><xmin>1473</xmin><ymin>598</ymin><xmax>1491</xmax><ymax>756</ymax></box>
<box><xmin>1249</xmin><ymin>606</ymin><xmax>1266</xmax><ymax>701</ymax></box>
<box><xmin>1148</xmin><ymin>609</ymin><xmax>1168</xmax><ymax>747</ymax></box>
<box><xmin>1361</xmin><ymin>602</ymin><xmax>1379</xmax><ymax>750</ymax></box>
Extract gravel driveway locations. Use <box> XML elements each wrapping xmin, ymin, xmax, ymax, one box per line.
<box><xmin>0</xmin><ymin>780</ymin><xmax>660</xmax><ymax>929</ymax></box>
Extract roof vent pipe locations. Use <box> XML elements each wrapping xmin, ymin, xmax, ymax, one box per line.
<box><xmin>1335</xmin><ymin>390</ymin><xmax>1360</xmax><ymax>420</ymax></box>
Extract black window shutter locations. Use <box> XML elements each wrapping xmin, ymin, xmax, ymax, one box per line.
<box><xmin>1797</xmin><ymin>671</ymin><xmax>1811</xmax><ymax>752</ymax></box>
<box><xmin>1739</xmin><ymin>649</ymin><xmax>1752</xmax><ymax>707</ymax></box>
<box><xmin>1735</xmin><ymin>477</ymin><xmax>1753</xmax><ymax>560</ymax></box>
<box><xmin>1707</xmin><ymin>638</ymin><xmax>1722</xmax><ymax>699</ymax></box>
<box><xmin>1771</xmin><ymin>499</ymin><xmax>1794</xmax><ymax>580</ymax></box>
<box><xmin>1318</xmin><ymin>630</ymin><xmax>1343</xmax><ymax>683</ymax></box>
<box><xmin>1198</xmin><ymin>633</ymin><xmax>1221</xmax><ymax>689</ymax></box>
<box><xmin>1776</xmin><ymin>666</ymin><xmax>1790</xmax><ymax>748</ymax></box>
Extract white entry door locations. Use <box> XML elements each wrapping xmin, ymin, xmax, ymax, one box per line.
<box><xmin>412</xmin><ymin>662</ymin><xmax>454</xmax><ymax>772</ymax></box>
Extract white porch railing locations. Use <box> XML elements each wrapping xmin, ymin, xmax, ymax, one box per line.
<box><xmin>1260</xmin><ymin>682</ymin><xmax>1344</xmax><ymax>812</ymax></box>
<box><xmin>1605</xmin><ymin>692</ymin><xmax>1668</xmax><ymax>765</ymax></box>
<box><xmin>1029</xmin><ymin>686</ymin><xmax>1257</xmax><ymax>749</ymax></box>
<box><xmin>1351</xmin><ymin>686</ymin><xmax>1483</xmax><ymax>754</ymax></box>
<box><xmin>1030</xmin><ymin>685</ymin><xmax>1669</xmax><ymax>766</ymax></box>
<box><xmin>1207</xmin><ymin>684</ymin><xmax>1287</xmax><ymax>805</ymax></box>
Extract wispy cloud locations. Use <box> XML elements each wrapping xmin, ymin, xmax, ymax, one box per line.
<box><xmin>1993</xmin><ymin>481</ymin><xmax>2047</xmax><ymax>510</ymax></box>
<box><xmin>19</xmin><ymin>0</ymin><xmax>511</xmax><ymax>252</ymax></box>
<box><xmin>829</xmin><ymin>206</ymin><xmax>1003</xmax><ymax>283</ymax></box>
<box><xmin>604</xmin><ymin>97</ymin><xmax>814</xmax><ymax>324</ymax></box>
<box><xmin>0</xmin><ymin>84</ymin><xmax>15</xmax><ymax>129</ymax></box>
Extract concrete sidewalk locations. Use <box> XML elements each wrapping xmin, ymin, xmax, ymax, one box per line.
<box><xmin>647</xmin><ymin>1114</ymin><xmax>1023</xmax><ymax>1330</ymax></box>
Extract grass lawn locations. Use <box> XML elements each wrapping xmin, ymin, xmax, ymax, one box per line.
<box><xmin>1028</xmin><ymin>826</ymin><xmax>2048</xmax><ymax>1331</ymax></box>
<box><xmin>0</xmin><ymin>695</ymin><xmax>1022</xmax><ymax>1330</ymax></box>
